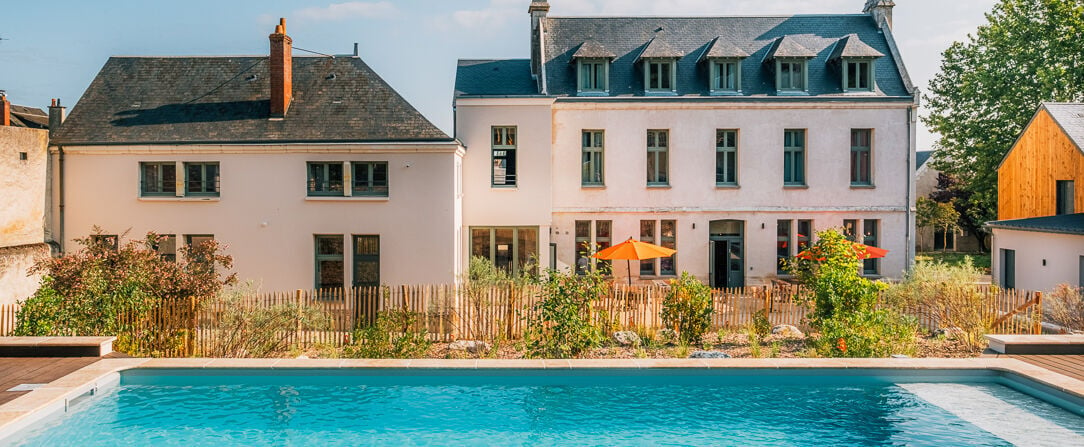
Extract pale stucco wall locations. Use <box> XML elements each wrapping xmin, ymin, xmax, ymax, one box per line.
<box><xmin>548</xmin><ymin>102</ymin><xmax>913</xmax><ymax>283</ymax></box>
<box><xmin>59</xmin><ymin>145</ymin><xmax>462</xmax><ymax>292</ymax></box>
<box><xmin>0</xmin><ymin>126</ymin><xmax>48</xmax><ymax>246</ymax></box>
<box><xmin>456</xmin><ymin>99</ymin><xmax>555</xmax><ymax>270</ymax></box>
<box><xmin>0</xmin><ymin>244</ymin><xmax>50</xmax><ymax>305</ymax></box>
<box><xmin>991</xmin><ymin>228</ymin><xmax>1084</xmax><ymax>292</ymax></box>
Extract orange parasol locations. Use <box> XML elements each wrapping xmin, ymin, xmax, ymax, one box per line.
<box><xmin>593</xmin><ymin>237</ymin><xmax>677</xmax><ymax>285</ymax></box>
<box><xmin>797</xmin><ymin>243</ymin><xmax>888</xmax><ymax>261</ymax></box>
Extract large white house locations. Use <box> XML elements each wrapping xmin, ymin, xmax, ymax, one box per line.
<box><xmin>50</xmin><ymin>20</ymin><xmax>465</xmax><ymax>292</ymax></box>
<box><xmin>455</xmin><ymin>0</ymin><xmax>918</xmax><ymax>286</ymax></box>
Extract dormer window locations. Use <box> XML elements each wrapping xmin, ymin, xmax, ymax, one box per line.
<box><xmin>572</xmin><ymin>40</ymin><xmax>614</xmax><ymax>96</ymax></box>
<box><xmin>829</xmin><ymin>34</ymin><xmax>884</xmax><ymax>93</ymax></box>
<box><xmin>645</xmin><ymin>60</ymin><xmax>676</xmax><ymax>93</ymax></box>
<box><xmin>701</xmin><ymin>37</ymin><xmax>748</xmax><ymax>95</ymax></box>
<box><xmin>765</xmin><ymin>36</ymin><xmax>816</xmax><ymax>95</ymax></box>
<box><xmin>776</xmin><ymin>59</ymin><xmax>807</xmax><ymax>91</ymax></box>
<box><xmin>578</xmin><ymin>59</ymin><xmax>609</xmax><ymax>93</ymax></box>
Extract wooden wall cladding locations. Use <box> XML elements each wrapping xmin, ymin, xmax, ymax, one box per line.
<box><xmin>998</xmin><ymin>108</ymin><xmax>1084</xmax><ymax>220</ymax></box>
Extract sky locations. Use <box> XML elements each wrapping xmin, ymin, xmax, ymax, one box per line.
<box><xmin>0</xmin><ymin>0</ymin><xmax>998</xmax><ymax>151</ymax></box>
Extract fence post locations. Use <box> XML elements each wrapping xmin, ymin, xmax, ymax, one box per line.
<box><xmin>1033</xmin><ymin>291</ymin><xmax>1043</xmax><ymax>335</ymax></box>
<box><xmin>295</xmin><ymin>289</ymin><xmax>304</xmax><ymax>337</ymax></box>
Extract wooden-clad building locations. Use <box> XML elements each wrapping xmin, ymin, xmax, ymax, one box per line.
<box><xmin>990</xmin><ymin>103</ymin><xmax>1084</xmax><ymax>291</ymax></box>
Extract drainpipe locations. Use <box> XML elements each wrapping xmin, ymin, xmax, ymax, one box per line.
<box><xmin>905</xmin><ymin>102</ymin><xmax>917</xmax><ymax>268</ymax></box>
<box><xmin>57</xmin><ymin>146</ymin><xmax>65</xmax><ymax>253</ymax></box>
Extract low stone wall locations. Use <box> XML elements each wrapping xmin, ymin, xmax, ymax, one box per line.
<box><xmin>0</xmin><ymin>243</ymin><xmax>50</xmax><ymax>306</ymax></box>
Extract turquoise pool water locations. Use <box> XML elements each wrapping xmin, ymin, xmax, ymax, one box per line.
<box><xmin>8</xmin><ymin>369</ymin><xmax>1084</xmax><ymax>446</ymax></box>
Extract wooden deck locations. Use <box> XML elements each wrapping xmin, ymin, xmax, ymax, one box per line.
<box><xmin>1006</xmin><ymin>354</ymin><xmax>1084</xmax><ymax>381</ymax></box>
<box><xmin>0</xmin><ymin>357</ymin><xmax>115</xmax><ymax>405</ymax></box>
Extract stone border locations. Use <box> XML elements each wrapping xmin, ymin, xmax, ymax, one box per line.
<box><xmin>1</xmin><ymin>357</ymin><xmax>1081</xmax><ymax>440</ymax></box>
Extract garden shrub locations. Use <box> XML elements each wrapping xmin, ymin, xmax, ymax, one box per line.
<box><xmin>787</xmin><ymin>229</ymin><xmax>918</xmax><ymax>358</ymax></box>
<box><xmin>660</xmin><ymin>272</ymin><xmax>714</xmax><ymax>345</ymax></box>
<box><xmin>751</xmin><ymin>309</ymin><xmax>771</xmax><ymax>338</ymax></box>
<box><xmin>523</xmin><ymin>268</ymin><xmax>609</xmax><ymax>358</ymax></box>
<box><xmin>343</xmin><ymin>308</ymin><xmax>432</xmax><ymax>358</ymax></box>
<box><xmin>882</xmin><ymin>258</ymin><xmax>992</xmax><ymax>348</ymax></box>
<box><xmin>1048</xmin><ymin>284</ymin><xmax>1084</xmax><ymax>332</ymax></box>
<box><xmin>201</xmin><ymin>284</ymin><xmax>330</xmax><ymax>358</ymax></box>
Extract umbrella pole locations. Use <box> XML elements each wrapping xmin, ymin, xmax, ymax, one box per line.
<box><xmin>627</xmin><ymin>260</ymin><xmax>632</xmax><ymax>286</ymax></box>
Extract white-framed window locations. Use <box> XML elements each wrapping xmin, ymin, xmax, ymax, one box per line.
<box><xmin>716</xmin><ymin>129</ymin><xmax>738</xmax><ymax>186</ymax></box>
<box><xmin>491</xmin><ymin>126</ymin><xmax>517</xmax><ymax>187</ymax></box>
<box><xmin>577</xmin><ymin>59</ymin><xmax>609</xmax><ymax>94</ymax></box>
<box><xmin>843</xmin><ymin>59</ymin><xmax>875</xmax><ymax>92</ymax></box>
<box><xmin>644</xmin><ymin>59</ymin><xmax>676</xmax><ymax>93</ymax></box>
<box><xmin>646</xmin><ymin>129</ymin><xmax>669</xmax><ymax>186</ymax></box>
<box><xmin>776</xmin><ymin>59</ymin><xmax>808</xmax><ymax>92</ymax></box>
<box><xmin>783</xmin><ymin>129</ymin><xmax>806</xmax><ymax>186</ymax></box>
<box><xmin>582</xmin><ymin>130</ymin><xmax>604</xmax><ymax>186</ymax></box>
<box><xmin>710</xmin><ymin>60</ymin><xmax>741</xmax><ymax>94</ymax></box>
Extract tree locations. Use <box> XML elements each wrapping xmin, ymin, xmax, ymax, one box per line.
<box><xmin>930</xmin><ymin>173</ymin><xmax>986</xmax><ymax>252</ymax></box>
<box><xmin>916</xmin><ymin>196</ymin><xmax>961</xmax><ymax>252</ymax></box>
<box><xmin>923</xmin><ymin>0</ymin><xmax>1084</xmax><ymax>249</ymax></box>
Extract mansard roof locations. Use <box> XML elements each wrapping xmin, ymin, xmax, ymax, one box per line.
<box><xmin>829</xmin><ymin>34</ymin><xmax>885</xmax><ymax>60</ymax></box>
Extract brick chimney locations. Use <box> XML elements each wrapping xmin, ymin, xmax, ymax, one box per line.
<box><xmin>0</xmin><ymin>91</ymin><xmax>10</xmax><ymax>126</ymax></box>
<box><xmin>49</xmin><ymin>98</ymin><xmax>66</xmax><ymax>138</ymax></box>
<box><xmin>863</xmin><ymin>0</ymin><xmax>895</xmax><ymax>29</ymax></box>
<box><xmin>528</xmin><ymin>1</ymin><xmax>549</xmax><ymax>79</ymax></box>
<box><xmin>269</xmin><ymin>18</ymin><xmax>293</xmax><ymax>118</ymax></box>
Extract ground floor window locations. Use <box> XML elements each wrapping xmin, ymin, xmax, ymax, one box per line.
<box><xmin>862</xmin><ymin>220</ymin><xmax>880</xmax><ymax>275</ymax></box>
<box><xmin>574</xmin><ymin>220</ymin><xmax>611</xmax><ymax>274</ymax></box>
<box><xmin>637</xmin><ymin>219</ymin><xmax>677</xmax><ymax>276</ymax></box>
<box><xmin>640</xmin><ymin>220</ymin><xmax>656</xmax><ymax>275</ymax></box>
<box><xmin>90</xmin><ymin>234</ymin><xmax>118</xmax><ymax>250</ymax></box>
<box><xmin>314</xmin><ymin>235</ymin><xmax>344</xmax><ymax>289</ymax></box>
<box><xmin>471</xmin><ymin>227</ymin><xmax>538</xmax><ymax>276</ymax></box>
<box><xmin>153</xmin><ymin>234</ymin><xmax>177</xmax><ymax>262</ymax></box>
<box><xmin>353</xmin><ymin>235</ymin><xmax>380</xmax><ymax>287</ymax></box>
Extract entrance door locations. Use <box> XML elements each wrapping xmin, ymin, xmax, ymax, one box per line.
<box><xmin>709</xmin><ymin>220</ymin><xmax>744</xmax><ymax>289</ymax></box>
<box><xmin>1000</xmin><ymin>249</ymin><xmax>1015</xmax><ymax>289</ymax></box>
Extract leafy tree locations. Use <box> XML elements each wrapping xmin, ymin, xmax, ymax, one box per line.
<box><xmin>929</xmin><ymin>173</ymin><xmax>986</xmax><ymax>251</ymax></box>
<box><xmin>523</xmin><ymin>267</ymin><xmax>610</xmax><ymax>358</ymax></box>
<box><xmin>924</xmin><ymin>0</ymin><xmax>1084</xmax><ymax>248</ymax></box>
<box><xmin>15</xmin><ymin>230</ymin><xmax>235</xmax><ymax>336</ymax></box>
<box><xmin>916</xmin><ymin>196</ymin><xmax>961</xmax><ymax>251</ymax></box>
<box><xmin>660</xmin><ymin>272</ymin><xmax>714</xmax><ymax>345</ymax></box>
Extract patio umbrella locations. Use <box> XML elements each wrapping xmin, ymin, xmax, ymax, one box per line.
<box><xmin>592</xmin><ymin>237</ymin><xmax>677</xmax><ymax>286</ymax></box>
<box><xmin>797</xmin><ymin>243</ymin><xmax>889</xmax><ymax>261</ymax></box>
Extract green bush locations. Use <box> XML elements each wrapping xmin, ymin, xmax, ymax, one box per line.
<box><xmin>751</xmin><ymin>309</ymin><xmax>771</xmax><ymax>338</ymax></box>
<box><xmin>788</xmin><ymin>229</ymin><xmax>918</xmax><ymax>358</ymax></box>
<box><xmin>200</xmin><ymin>284</ymin><xmax>330</xmax><ymax>358</ymax></box>
<box><xmin>882</xmin><ymin>258</ymin><xmax>993</xmax><ymax>348</ymax></box>
<box><xmin>343</xmin><ymin>309</ymin><xmax>432</xmax><ymax>358</ymax></box>
<box><xmin>523</xmin><ymin>268</ymin><xmax>609</xmax><ymax>358</ymax></box>
<box><xmin>660</xmin><ymin>272</ymin><xmax>714</xmax><ymax>345</ymax></box>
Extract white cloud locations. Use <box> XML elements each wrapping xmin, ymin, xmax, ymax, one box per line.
<box><xmin>441</xmin><ymin>0</ymin><xmax>522</xmax><ymax>33</ymax></box>
<box><xmin>295</xmin><ymin>1</ymin><xmax>398</xmax><ymax>22</ymax></box>
<box><xmin>557</xmin><ymin>0</ymin><xmax>855</xmax><ymax>16</ymax></box>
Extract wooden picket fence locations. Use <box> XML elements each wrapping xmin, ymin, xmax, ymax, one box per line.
<box><xmin>0</xmin><ymin>283</ymin><xmax>1044</xmax><ymax>357</ymax></box>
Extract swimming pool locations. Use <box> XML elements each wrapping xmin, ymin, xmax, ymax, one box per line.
<box><xmin>5</xmin><ymin>365</ymin><xmax>1083</xmax><ymax>446</ymax></box>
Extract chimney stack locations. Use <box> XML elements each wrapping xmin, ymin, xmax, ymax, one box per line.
<box><xmin>49</xmin><ymin>98</ymin><xmax>66</xmax><ymax>138</ymax></box>
<box><xmin>0</xmin><ymin>92</ymin><xmax>10</xmax><ymax>127</ymax></box>
<box><xmin>863</xmin><ymin>0</ymin><xmax>895</xmax><ymax>29</ymax></box>
<box><xmin>528</xmin><ymin>1</ymin><xmax>550</xmax><ymax>79</ymax></box>
<box><xmin>269</xmin><ymin>18</ymin><xmax>293</xmax><ymax>118</ymax></box>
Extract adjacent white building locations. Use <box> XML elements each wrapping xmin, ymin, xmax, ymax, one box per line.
<box><xmin>455</xmin><ymin>0</ymin><xmax>918</xmax><ymax>286</ymax></box>
<box><xmin>50</xmin><ymin>20</ymin><xmax>464</xmax><ymax>292</ymax></box>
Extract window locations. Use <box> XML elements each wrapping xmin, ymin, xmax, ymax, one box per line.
<box><xmin>491</xmin><ymin>127</ymin><xmax>517</xmax><ymax>187</ymax></box>
<box><xmin>91</xmin><ymin>234</ymin><xmax>118</xmax><ymax>250</ymax></box>
<box><xmin>645</xmin><ymin>60</ymin><xmax>675</xmax><ymax>92</ymax></box>
<box><xmin>574</xmin><ymin>220</ymin><xmax>611</xmax><ymax>274</ymax></box>
<box><xmin>850</xmin><ymin>129</ymin><xmax>872</xmax><ymax>186</ymax></box>
<box><xmin>777</xmin><ymin>220</ymin><xmax>791</xmax><ymax>274</ymax></box>
<box><xmin>184</xmin><ymin>162</ymin><xmax>219</xmax><ymax>196</ymax></box>
<box><xmin>660</xmin><ymin>220</ymin><xmax>676</xmax><ymax>276</ymax></box>
<box><xmin>353</xmin><ymin>235</ymin><xmax>380</xmax><ymax>288</ymax></box>
<box><xmin>646</xmin><ymin>130</ymin><xmax>669</xmax><ymax>186</ymax></box>
<box><xmin>711</xmin><ymin>60</ymin><xmax>741</xmax><ymax>93</ymax></box>
<box><xmin>1056</xmin><ymin>180</ymin><xmax>1075</xmax><ymax>215</ymax></box>
<box><xmin>577</xmin><ymin>59</ymin><xmax>608</xmax><ymax>93</ymax></box>
<box><xmin>307</xmin><ymin>162</ymin><xmax>344</xmax><ymax>196</ymax></box>
<box><xmin>582</xmin><ymin>130</ymin><xmax>604</xmax><ymax>186</ymax></box>
<box><xmin>783</xmin><ymin>129</ymin><xmax>806</xmax><ymax>186</ymax></box>
<box><xmin>184</xmin><ymin>234</ymin><xmax>214</xmax><ymax>267</ymax></box>
<box><xmin>154</xmin><ymin>234</ymin><xmax>177</xmax><ymax>262</ymax></box>
<box><xmin>716</xmin><ymin>130</ymin><xmax>738</xmax><ymax>186</ymax></box>
<box><xmin>314</xmin><ymin>235</ymin><xmax>344</xmax><ymax>289</ymax></box>
<box><xmin>797</xmin><ymin>220</ymin><xmax>813</xmax><ymax>252</ymax></box>
<box><xmin>140</xmin><ymin>162</ymin><xmax>176</xmax><ymax>196</ymax></box>
<box><xmin>471</xmin><ymin>227</ymin><xmax>538</xmax><ymax>276</ymax></box>
<box><xmin>640</xmin><ymin>220</ymin><xmax>656</xmax><ymax>276</ymax></box>
<box><xmin>777</xmin><ymin>60</ymin><xmax>806</xmax><ymax>91</ymax></box>
<box><xmin>934</xmin><ymin>229</ymin><xmax>956</xmax><ymax>251</ymax></box>
<box><xmin>862</xmin><ymin>220</ymin><xmax>880</xmax><ymax>275</ymax></box>
<box><xmin>843</xmin><ymin>220</ymin><xmax>859</xmax><ymax>241</ymax></box>
<box><xmin>353</xmin><ymin>162</ymin><xmax>388</xmax><ymax>196</ymax></box>
<box><xmin>843</xmin><ymin>60</ymin><xmax>874</xmax><ymax>92</ymax></box>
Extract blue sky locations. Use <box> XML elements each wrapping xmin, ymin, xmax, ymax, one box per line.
<box><xmin>0</xmin><ymin>0</ymin><xmax>997</xmax><ymax>150</ymax></box>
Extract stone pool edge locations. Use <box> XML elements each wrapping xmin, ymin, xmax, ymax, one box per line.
<box><xmin>1</xmin><ymin>357</ymin><xmax>1081</xmax><ymax>438</ymax></box>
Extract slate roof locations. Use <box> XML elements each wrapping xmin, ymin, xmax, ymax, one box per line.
<box><xmin>987</xmin><ymin>213</ymin><xmax>1084</xmax><ymax>236</ymax></box>
<box><xmin>52</xmin><ymin>56</ymin><xmax>451</xmax><ymax>145</ymax></box>
<box><xmin>767</xmin><ymin>35</ymin><xmax>817</xmax><ymax>59</ymax></box>
<box><xmin>454</xmin><ymin>59</ymin><xmax>539</xmax><ymax>97</ymax></box>
<box><xmin>828</xmin><ymin>34</ymin><xmax>884</xmax><ymax>60</ymax></box>
<box><xmin>572</xmin><ymin>40</ymin><xmax>616</xmax><ymax>59</ymax></box>
<box><xmin>9</xmin><ymin>104</ymin><xmax>48</xmax><ymax>129</ymax></box>
<box><xmin>1044</xmin><ymin>102</ymin><xmax>1084</xmax><ymax>150</ymax></box>
<box><xmin>457</xmin><ymin>14</ymin><xmax>913</xmax><ymax>98</ymax></box>
<box><xmin>636</xmin><ymin>37</ymin><xmax>684</xmax><ymax>60</ymax></box>
<box><xmin>915</xmin><ymin>150</ymin><xmax>933</xmax><ymax>171</ymax></box>
<box><xmin>700</xmin><ymin>37</ymin><xmax>750</xmax><ymax>60</ymax></box>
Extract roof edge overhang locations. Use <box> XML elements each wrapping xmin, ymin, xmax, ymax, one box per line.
<box><xmin>51</xmin><ymin>138</ymin><xmax>458</xmax><ymax>147</ymax></box>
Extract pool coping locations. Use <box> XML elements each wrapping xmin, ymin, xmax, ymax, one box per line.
<box><xmin>1</xmin><ymin>357</ymin><xmax>1082</xmax><ymax>438</ymax></box>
